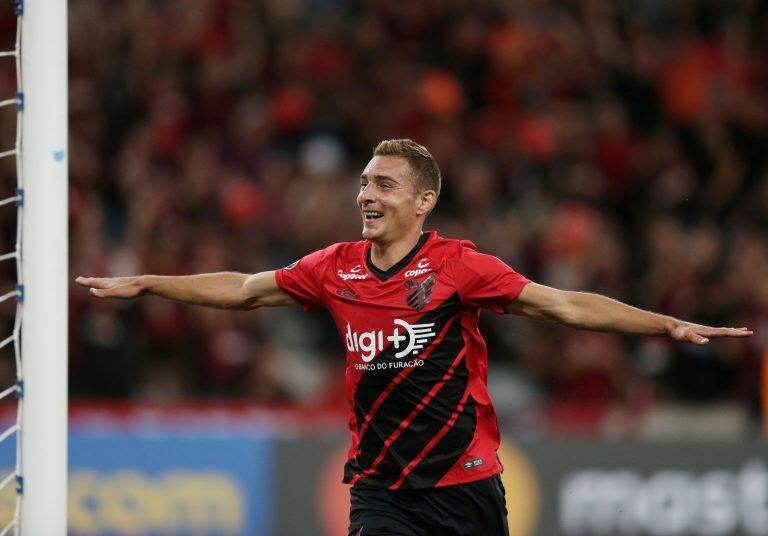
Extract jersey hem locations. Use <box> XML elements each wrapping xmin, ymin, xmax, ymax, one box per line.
<box><xmin>346</xmin><ymin>466</ymin><xmax>503</xmax><ymax>490</ymax></box>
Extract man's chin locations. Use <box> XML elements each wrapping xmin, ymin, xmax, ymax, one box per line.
<box><xmin>361</xmin><ymin>228</ymin><xmax>375</xmax><ymax>240</ymax></box>
<box><xmin>361</xmin><ymin>225</ymin><xmax>382</xmax><ymax>241</ymax></box>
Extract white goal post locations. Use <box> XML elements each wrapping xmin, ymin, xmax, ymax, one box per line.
<box><xmin>19</xmin><ymin>0</ymin><xmax>69</xmax><ymax>534</ymax></box>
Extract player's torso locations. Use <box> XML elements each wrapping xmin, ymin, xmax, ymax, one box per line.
<box><xmin>318</xmin><ymin>234</ymin><xmax>497</xmax><ymax>489</ymax></box>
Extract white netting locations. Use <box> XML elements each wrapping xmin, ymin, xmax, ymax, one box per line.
<box><xmin>0</xmin><ymin>1</ymin><xmax>24</xmax><ymax>534</ymax></box>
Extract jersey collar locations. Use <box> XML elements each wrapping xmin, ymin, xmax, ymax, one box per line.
<box><xmin>366</xmin><ymin>232</ymin><xmax>432</xmax><ymax>282</ymax></box>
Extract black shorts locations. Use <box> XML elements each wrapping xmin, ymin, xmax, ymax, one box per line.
<box><xmin>348</xmin><ymin>475</ymin><xmax>509</xmax><ymax>536</ymax></box>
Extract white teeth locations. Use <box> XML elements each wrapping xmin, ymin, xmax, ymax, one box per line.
<box><xmin>363</xmin><ymin>211</ymin><xmax>384</xmax><ymax>218</ymax></box>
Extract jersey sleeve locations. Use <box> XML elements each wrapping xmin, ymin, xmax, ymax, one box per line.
<box><xmin>274</xmin><ymin>248</ymin><xmax>329</xmax><ymax>312</ymax></box>
<box><xmin>453</xmin><ymin>246</ymin><xmax>531</xmax><ymax>314</ymax></box>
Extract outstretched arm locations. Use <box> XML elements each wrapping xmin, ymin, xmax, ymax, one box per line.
<box><xmin>506</xmin><ymin>283</ymin><xmax>752</xmax><ymax>345</ymax></box>
<box><xmin>75</xmin><ymin>271</ymin><xmax>297</xmax><ymax>310</ymax></box>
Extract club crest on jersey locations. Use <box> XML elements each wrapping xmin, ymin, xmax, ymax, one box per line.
<box><xmin>346</xmin><ymin>319</ymin><xmax>436</xmax><ymax>362</ymax></box>
<box><xmin>338</xmin><ymin>265</ymin><xmax>368</xmax><ymax>280</ymax></box>
<box><xmin>405</xmin><ymin>273</ymin><xmax>435</xmax><ymax>311</ymax></box>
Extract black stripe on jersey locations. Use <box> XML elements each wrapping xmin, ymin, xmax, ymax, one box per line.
<box><xmin>398</xmin><ymin>395</ymin><xmax>477</xmax><ymax>489</ymax></box>
<box><xmin>371</xmin><ymin>342</ymin><xmax>471</xmax><ymax>488</ymax></box>
<box><xmin>355</xmin><ymin>300</ymin><xmax>468</xmax><ymax>482</ymax></box>
<box><xmin>353</xmin><ymin>315</ymin><xmax>466</xmax><ymax>474</ymax></box>
<box><xmin>345</xmin><ymin>292</ymin><xmax>462</xmax><ymax>482</ymax></box>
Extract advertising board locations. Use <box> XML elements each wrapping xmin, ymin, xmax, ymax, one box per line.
<box><xmin>0</xmin><ymin>427</ymin><xmax>274</xmax><ymax>536</ymax></box>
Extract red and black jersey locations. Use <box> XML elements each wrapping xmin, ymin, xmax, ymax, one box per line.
<box><xmin>275</xmin><ymin>231</ymin><xmax>530</xmax><ymax>490</ymax></box>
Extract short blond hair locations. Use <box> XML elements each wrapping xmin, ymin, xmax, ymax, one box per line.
<box><xmin>373</xmin><ymin>139</ymin><xmax>441</xmax><ymax>197</ymax></box>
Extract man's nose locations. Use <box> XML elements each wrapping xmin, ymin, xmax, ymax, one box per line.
<box><xmin>358</xmin><ymin>183</ymin><xmax>375</xmax><ymax>204</ymax></box>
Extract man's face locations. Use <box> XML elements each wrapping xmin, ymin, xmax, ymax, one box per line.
<box><xmin>357</xmin><ymin>156</ymin><xmax>422</xmax><ymax>244</ymax></box>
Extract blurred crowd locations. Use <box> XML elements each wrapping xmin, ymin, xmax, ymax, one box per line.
<box><xmin>1</xmin><ymin>0</ymin><xmax>766</xmax><ymax>434</ymax></box>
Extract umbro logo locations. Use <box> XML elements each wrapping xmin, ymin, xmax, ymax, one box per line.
<box><xmin>336</xmin><ymin>289</ymin><xmax>357</xmax><ymax>301</ymax></box>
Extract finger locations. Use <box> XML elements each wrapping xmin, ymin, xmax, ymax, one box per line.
<box><xmin>91</xmin><ymin>287</ymin><xmax>127</xmax><ymax>299</ymax></box>
<box><xmin>699</xmin><ymin>327</ymin><xmax>753</xmax><ymax>338</ymax></box>
<box><xmin>688</xmin><ymin>332</ymin><xmax>709</xmax><ymax>345</ymax></box>
<box><xmin>90</xmin><ymin>287</ymin><xmax>119</xmax><ymax>297</ymax></box>
<box><xmin>672</xmin><ymin>326</ymin><xmax>704</xmax><ymax>344</ymax></box>
<box><xmin>77</xmin><ymin>276</ymin><xmax>111</xmax><ymax>289</ymax></box>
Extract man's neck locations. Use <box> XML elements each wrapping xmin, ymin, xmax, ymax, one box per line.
<box><xmin>369</xmin><ymin>229</ymin><xmax>424</xmax><ymax>271</ymax></box>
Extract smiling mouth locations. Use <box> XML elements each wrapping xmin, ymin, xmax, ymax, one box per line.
<box><xmin>363</xmin><ymin>210</ymin><xmax>384</xmax><ymax>221</ymax></box>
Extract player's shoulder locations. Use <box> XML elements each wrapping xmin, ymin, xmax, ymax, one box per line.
<box><xmin>426</xmin><ymin>233</ymin><xmax>480</xmax><ymax>259</ymax></box>
<box><xmin>426</xmin><ymin>234</ymin><xmax>509</xmax><ymax>279</ymax></box>
<box><xmin>309</xmin><ymin>240</ymin><xmax>366</xmax><ymax>263</ymax></box>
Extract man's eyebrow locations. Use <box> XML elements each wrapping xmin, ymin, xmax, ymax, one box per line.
<box><xmin>360</xmin><ymin>173</ymin><xmax>400</xmax><ymax>183</ymax></box>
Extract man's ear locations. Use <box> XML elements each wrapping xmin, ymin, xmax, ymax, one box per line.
<box><xmin>416</xmin><ymin>190</ymin><xmax>437</xmax><ymax>216</ymax></box>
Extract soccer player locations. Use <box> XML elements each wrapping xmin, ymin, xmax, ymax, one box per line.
<box><xmin>77</xmin><ymin>139</ymin><xmax>752</xmax><ymax>536</ymax></box>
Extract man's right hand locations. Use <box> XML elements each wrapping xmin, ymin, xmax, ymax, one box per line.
<box><xmin>75</xmin><ymin>276</ymin><xmax>146</xmax><ymax>299</ymax></box>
